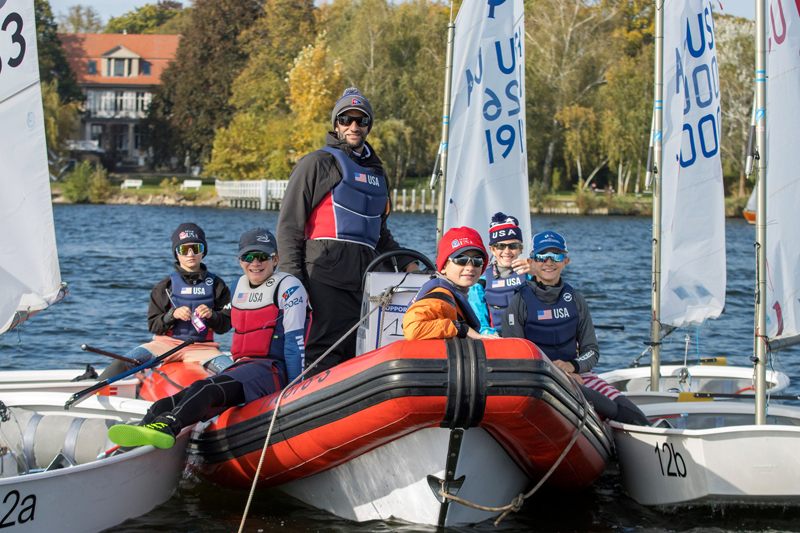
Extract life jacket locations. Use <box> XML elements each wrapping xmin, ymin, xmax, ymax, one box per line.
<box><xmin>520</xmin><ymin>282</ymin><xmax>579</xmax><ymax>362</ymax></box>
<box><xmin>483</xmin><ymin>264</ymin><xmax>527</xmax><ymax>332</ymax></box>
<box><xmin>167</xmin><ymin>272</ymin><xmax>216</xmax><ymax>342</ymax></box>
<box><xmin>411</xmin><ymin>278</ymin><xmax>480</xmax><ymax>330</ymax></box>
<box><xmin>305</xmin><ymin>146</ymin><xmax>388</xmax><ymax>249</ymax></box>
<box><xmin>231</xmin><ymin>272</ymin><xmax>290</xmax><ymax>361</ymax></box>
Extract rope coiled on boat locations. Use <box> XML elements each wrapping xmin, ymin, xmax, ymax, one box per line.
<box><xmin>437</xmin><ymin>385</ymin><xmax>590</xmax><ymax>526</ymax></box>
<box><xmin>237</xmin><ymin>279</ymin><xmax>406</xmax><ymax>532</ymax></box>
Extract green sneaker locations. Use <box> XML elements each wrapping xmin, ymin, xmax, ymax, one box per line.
<box><xmin>108</xmin><ymin>419</ymin><xmax>177</xmax><ymax>449</ymax></box>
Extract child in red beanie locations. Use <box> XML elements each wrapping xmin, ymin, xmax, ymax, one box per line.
<box><xmin>402</xmin><ymin>227</ymin><xmax>500</xmax><ymax>341</ymax></box>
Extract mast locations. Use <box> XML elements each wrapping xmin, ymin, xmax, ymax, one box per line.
<box><xmin>649</xmin><ymin>0</ymin><xmax>665</xmax><ymax>391</ymax></box>
<box><xmin>753</xmin><ymin>0</ymin><xmax>768</xmax><ymax>424</ymax></box>
<box><xmin>433</xmin><ymin>3</ymin><xmax>456</xmax><ymax>244</ymax></box>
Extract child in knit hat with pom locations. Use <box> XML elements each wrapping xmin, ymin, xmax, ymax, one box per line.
<box><xmin>468</xmin><ymin>212</ymin><xmax>532</xmax><ymax>336</ymax></box>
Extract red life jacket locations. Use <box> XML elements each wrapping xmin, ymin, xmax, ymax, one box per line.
<box><xmin>231</xmin><ymin>273</ymin><xmax>289</xmax><ymax>360</ymax></box>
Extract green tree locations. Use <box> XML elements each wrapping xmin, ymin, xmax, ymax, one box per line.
<box><xmin>41</xmin><ymin>80</ymin><xmax>80</xmax><ymax>178</ymax></box>
<box><xmin>56</xmin><ymin>5</ymin><xmax>104</xmax><ymax>33</ymax></box>
<box><xmin>206</xmin><ymin>113</ymin><xmax>293</xmax><ymax>180</ymax></box>
<box><xmin>105</xmin><ymin>3</ymin><xmax>182</xmax><ymax>34</ymax></box>
<box><xmin>143</xmin><ymin>0</ymin><xmax>262</xmax><ymax>167</ymax></box>
<box><xmin>716</xmin><ymin>14</ymin><xmax>754</xmax><ymax>197</ymax></box>
<box><xmin>35</xmin><ymin>0</ymin><xmax>83</xmax><ymax>103</ymax></box>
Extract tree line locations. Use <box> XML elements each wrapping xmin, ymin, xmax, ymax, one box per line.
<box><xmin>41</xmin><ymin>0</ymin><xmax>755</xmax><ymax>196</ymax></box>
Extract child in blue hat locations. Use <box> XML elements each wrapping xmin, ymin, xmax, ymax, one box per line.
<box><xmin>502</xmin><ymin>231</ymin><xmax>648</xmax><ymax>425</ymax></box>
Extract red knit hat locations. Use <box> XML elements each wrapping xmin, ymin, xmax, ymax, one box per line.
<box><xmin>437</xmin><ymin>227</ymin><xmax>488</xmax><ymax>274</ymax></box>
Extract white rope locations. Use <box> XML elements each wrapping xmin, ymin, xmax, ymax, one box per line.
<box><xmin>237</xmin><ymin>283</ymin><xmax>401</xmax><ymax>532</ymax></box>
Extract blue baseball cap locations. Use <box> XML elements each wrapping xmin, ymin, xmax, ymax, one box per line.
<box><xmin>531</xmin><ymin>231</ymin><xmax>568</xmax><ymax>255</ymax></box>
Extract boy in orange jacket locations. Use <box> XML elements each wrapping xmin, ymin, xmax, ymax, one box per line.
<box><xmin>403</xmin><ymin>227</ymin><xmax>500</xmax><ymax>341</ymax></box>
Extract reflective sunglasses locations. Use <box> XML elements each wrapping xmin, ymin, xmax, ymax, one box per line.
<box><xmin>336</xmin><ymin>115</ymin><xmax>371</xmax><ymax>128</ymax></box>
<box><xmin>240</xmin><ymin>251</ymin><xmax>274</xmax><ymax>263</ymax></box>
<box><xmin>176</xmin><ymin>243</ymin><xmax>204</xmax><ymax>256</ymax></box>
<box><xmin>449</xmin><ymin>255</ymin><xmax>485</xmax><ymax>268</ymax></box>
<box><xmin>532</xmin><ymin>252</ymin><xmax>567</xmax><ymax>263</ymax></box>
<box><xmin>491</xmin><ymin>242</ymin><xmax>524</xmax><ymax>251</ymax></box>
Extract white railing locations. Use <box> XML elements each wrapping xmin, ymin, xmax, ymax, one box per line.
<box><xmin>214</xmin><ymin>179</ymin><xmax>289</xmax><ymax>210</ymax></box>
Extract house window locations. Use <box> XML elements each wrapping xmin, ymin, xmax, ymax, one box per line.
<box><xmin>141</xmin><ymin>61</ymin><xmax>151</xmax><ymax>76</ymax></box>
<box><xmin>88</xmin><ymin>60</ymin><xmax>97</xmax><ymax>75</ymax></box>
<box><xmin>134</xmin><ymin>125</ymin><xmax>143</xmax><ymax>150</ymax></box>
<box><xmin>115</xmin><ymin>91</ymin><xmax>125</xmax><ymax>112</ymax></box>
<box><xmin>90</xmin><ymin>124</ymin><xmax>103</xmax><ymax>142</ymax></box>
<box><xmin>114</xmin><ymin>58</ymin><xmax>125</xmax><ymax>77</ymax></box>
<box><xmin>135</xmin><ymin>92</ymin><xmax>147</xmax><ymax>112</ymax></box>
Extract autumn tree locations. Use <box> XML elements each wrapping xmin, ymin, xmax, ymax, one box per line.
<box><xmin>555</xmin><ymin>105</ymin><xmax>606</xmax><ymax>188</ymax></box>
<box><xmin>41</xmin><ymin>80</ymin><xmax>80</xmax><ymax>178</ymax></box>
<box><xmin>56</xmin><ymin>5</ymin><xmax>104</xmax><ymax>33</ymax></box>
<box><xmin>716</xmin><ymin>14</ymin><xmax>754</xmax><ymax>197</ymax></box>
<box><xmin>35</xmin><ymin>0</ymin><xmax>83</xmax><ymax>103</ymax></box>
<box><xmin>143</xmin><ymin>0</ymin><xmax>261</xmax><ymax>168</ymax></box>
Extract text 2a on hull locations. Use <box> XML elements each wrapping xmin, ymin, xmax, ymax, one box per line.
<box><xmin>188</xmin><ymin>336</ymin><xmax>614</xmax><ymax>526</ymax></box>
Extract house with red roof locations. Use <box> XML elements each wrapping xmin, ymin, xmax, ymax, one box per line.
<box><xmin>60</xmin><ymin>34</ymin><xmax>180</xmax><ymax>167</ymax></box>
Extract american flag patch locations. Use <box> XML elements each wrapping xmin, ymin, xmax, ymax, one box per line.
<box><xmin>180</xmin><ymin>287</ymin><xmax>192</xmax><ymax>295</ymax></box>
<box><xmin>537</xmin><ymin>309</ymin><xmax>552</xmax><ymax>320</ymax></box>
<box><xmin>355</xmin><ymin>172</ymin><xmax>368</xmax><ymax>183</ymax></box>
<box><xmin>236</xmin><ymin>292</ymin><xmax>248</xmax><ymax>302</ymax></box>
<box><xmin>492</xmin><ymin>279</ymin><xmax>506</xmax><ymax>288</ymax></box>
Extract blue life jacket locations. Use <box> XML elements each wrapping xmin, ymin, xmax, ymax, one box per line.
<box><xmin>305</xmin><ymin>147</ymin><xmax>388</xmax><ymax>249</ymax></box>
<box><xmin>520</xmin><ymin>281</ymin><xmax>578</xmax><ymax>361</ymax></box>
<box><xmin>411</xmin><ymin>278</ymin><xmax>480</xmax><ymax>329</ymax></box>
<box><xmin>168</xmin><ymin>272</ymin><xmax>216</xmax><ymax>342</ymax></box>
<box><xmin>483</xmin><ymin>264</ymin><xmax>527</xmax><ymax>332</ymax></box>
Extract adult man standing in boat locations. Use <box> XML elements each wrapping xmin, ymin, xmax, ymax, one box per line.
<box><xmin>277</xmin><ymin>88</ymin><xmax>419</xmax><ymax>375</ymax></box>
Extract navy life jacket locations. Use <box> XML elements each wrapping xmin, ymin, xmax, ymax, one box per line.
<box><xmin>411</xmin><ymin>278</ymin><xmax>480</xmax><ymax>330</ymax></box>
<box><xmin>168</xmin><ymin>272</ymin><xmax>216</xmax><ymax>342</ymax></box>
<box><xmin>520</xmin><ymin>281</ymin><xmax>578</xmax><ymax>361</ymax></box>
<box><xmin>483</xmin><ymin>264</ymin><xmax>527</xmax><ymax>332</ymax></box>
<box><xmin>305</xmin><ymin>147</ymin><xmax>388</xmax><ymax>249</ymax></box>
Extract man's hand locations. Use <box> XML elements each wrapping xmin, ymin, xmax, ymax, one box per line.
<box><xmin>553</xmin><ymin>359</ymin><xmax>574</xmax><ymax>373</ymax></box>
<box><xmin>172</xmin><ymin>306</ymin><xmax>192</xmax><ymax>321</ymax></box>
<box><xmin>195</xmin><ymin>304</ymin><xmax>212</xmax><ymax>319</ymax></box>
<box><xmin>405</xmin><ymin>262</ymin><xmax>421</xmax><ymax>273</ymax></box>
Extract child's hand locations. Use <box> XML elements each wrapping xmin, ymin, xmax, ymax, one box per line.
<box><xmin>172</xmin><ymin>306</ymin><xmax>192</xmax><ymax>321</ymax></box>
<box><xmin>467</xmin><ymin>328</ymin><xmax>500</xmax><ymax>340</ymax></box>
<box><xmin>512</xmin><ymin>256</ymin><xmax>533</xmax><ymax>276</ymax></box>
<box><xmin>569</xmin><ymin>373</ymin><xmax>584</xmax><ymax>385</ymax></box>
<box><xmin>195</xmin><ymin>305</ymin><xmax>212</xmax><ymax>319</ymax></box>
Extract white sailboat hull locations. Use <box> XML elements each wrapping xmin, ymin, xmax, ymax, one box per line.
<box><xmin>599</xmin><ymin>365</ymin><xmax>789</xmax><ymax>404</ymax></box>
<box><xmin>279</xmin><ymin>427</ymin><xmax>529</xmax><ymax>527</ymax></box>
<box><xmin>0</xmin><ymin>369</ymin><xmax>139</xmax><ymax>398</ymax></box>
<box><xmin>611</xmin><ymin>402</ymin><xmax>800</xmax><ymax>506</ymax></box>
<box><xmin>0</xmin><ymin>392</ymin><xmax>186</xmax><ymax>532</ymax></box>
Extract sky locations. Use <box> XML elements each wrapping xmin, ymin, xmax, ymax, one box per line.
<box><xmin>49</xmin><ymin>0</ymin><xmax>757</xmax><ymax>25</ymax></box>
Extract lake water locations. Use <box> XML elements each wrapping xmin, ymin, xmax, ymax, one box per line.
<box><xmin>2</xmin><ymin>205</ymin><xmax>798</xmax><ymax>532</ymax></box>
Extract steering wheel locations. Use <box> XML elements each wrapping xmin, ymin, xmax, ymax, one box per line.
<box><xmin>361</xmin><ymin>248</ymin><xmax>436</xmax><ymax>290</ymax></box>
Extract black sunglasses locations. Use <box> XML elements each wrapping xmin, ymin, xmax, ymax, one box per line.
<box><xmin>491</xmin><ymin>242</ymin><xmax>523</xmax><ymax>251</ymax></box>
<box><xmin>240</xmin><ymin>251</ymin><xmax>274</xmax><ymax>263</ymax></box>
<box><xmin>336</xmin><ymin>115</ymin><xmax>371</xmax><ymax>128</ymax></box>
<box><xmin>450</xmin><ymin>256</ymin><xmax>485</xmax><ymax>268</ymax></box>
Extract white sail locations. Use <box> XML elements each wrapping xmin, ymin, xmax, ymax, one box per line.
<box><xmin>444</xmin><ymin>0</ymin><xmax>530</xmax><ymax>249</ymax></box>
<box><xmin>765</xmin><ymin>0</ymin><xmax>800</xmax><ymax>340</ymax></box>
<box><xmin>659</xmin><ymin>0</ymin><xmax>726</xmax><ymax>327</ymax></box>
<box><xmin>0</xmin><ymin>0</ymin><xmax>63</xmax><ymax>333</ymax></box>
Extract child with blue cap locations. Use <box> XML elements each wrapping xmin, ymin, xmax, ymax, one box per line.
<box><xmin>502</xmin><ymin>230</ymin><xmax>649</xmax><ymax>425</ymax></box>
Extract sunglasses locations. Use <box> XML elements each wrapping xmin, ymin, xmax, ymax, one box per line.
<box><xmin>492</xmin><ymin>242</ymin><xmax>523</xmax><ymax>251</ymax></box>
<box><xmin>336</xmin><ymin>115</ymin><xmax>371</xmax><ymax>128</ymax></box>
<box><xmin>450</xmin><ymin>255</ymin><xmax>485</xmax><ymax>268</ymax></box>
<box><xmin>176</xmin><ymin>243</ymin><xmax>204</xmax><ymax>256</ymax></box>
<box><xmin>532</xmin><ymin>252</ymin><xmax>567</xmax><ymax>263</ymax></box>
<box><xmin>240</xmin><ymin>251</ymin><xmax>275</xmax><ymax>263</ymax></box>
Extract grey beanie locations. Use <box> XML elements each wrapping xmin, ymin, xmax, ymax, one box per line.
<box><xmin>331</xmin><ymin>88</ymin><xmax>374</xmax><ymax>133</ymax></box>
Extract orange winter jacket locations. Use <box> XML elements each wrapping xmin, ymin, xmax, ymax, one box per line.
<box><xmin>403</xmin><ymin>287</ymin><xmax>472</xmax><ymax>341</ymax></box>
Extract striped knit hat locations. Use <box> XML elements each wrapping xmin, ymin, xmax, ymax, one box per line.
<box><xmin>488</xmin><ymin>213</ymin><xmax>523</xmax><ymax>246</ymax></box>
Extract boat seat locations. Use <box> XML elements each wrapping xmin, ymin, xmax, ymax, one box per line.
<box><xmin>0</xmin><ymin>408</ymin><xmax>120</xmax><ymax>472</ymax></box>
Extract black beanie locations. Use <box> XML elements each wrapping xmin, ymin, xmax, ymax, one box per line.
<box><xmin>171</xmin><ymin>223</ymin><xmax>207</xmax><ymax>258</ymax></box>
<box><xmin>331</xmin><ymin>88</ymin><xmax>374</xmax><ymax>133</ymax></box>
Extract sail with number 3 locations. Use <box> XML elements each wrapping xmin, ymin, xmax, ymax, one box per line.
<box><xmin>659</xmin><ymin>0</ymin><xmax>726</xmax><ymax>328</ymax></box>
